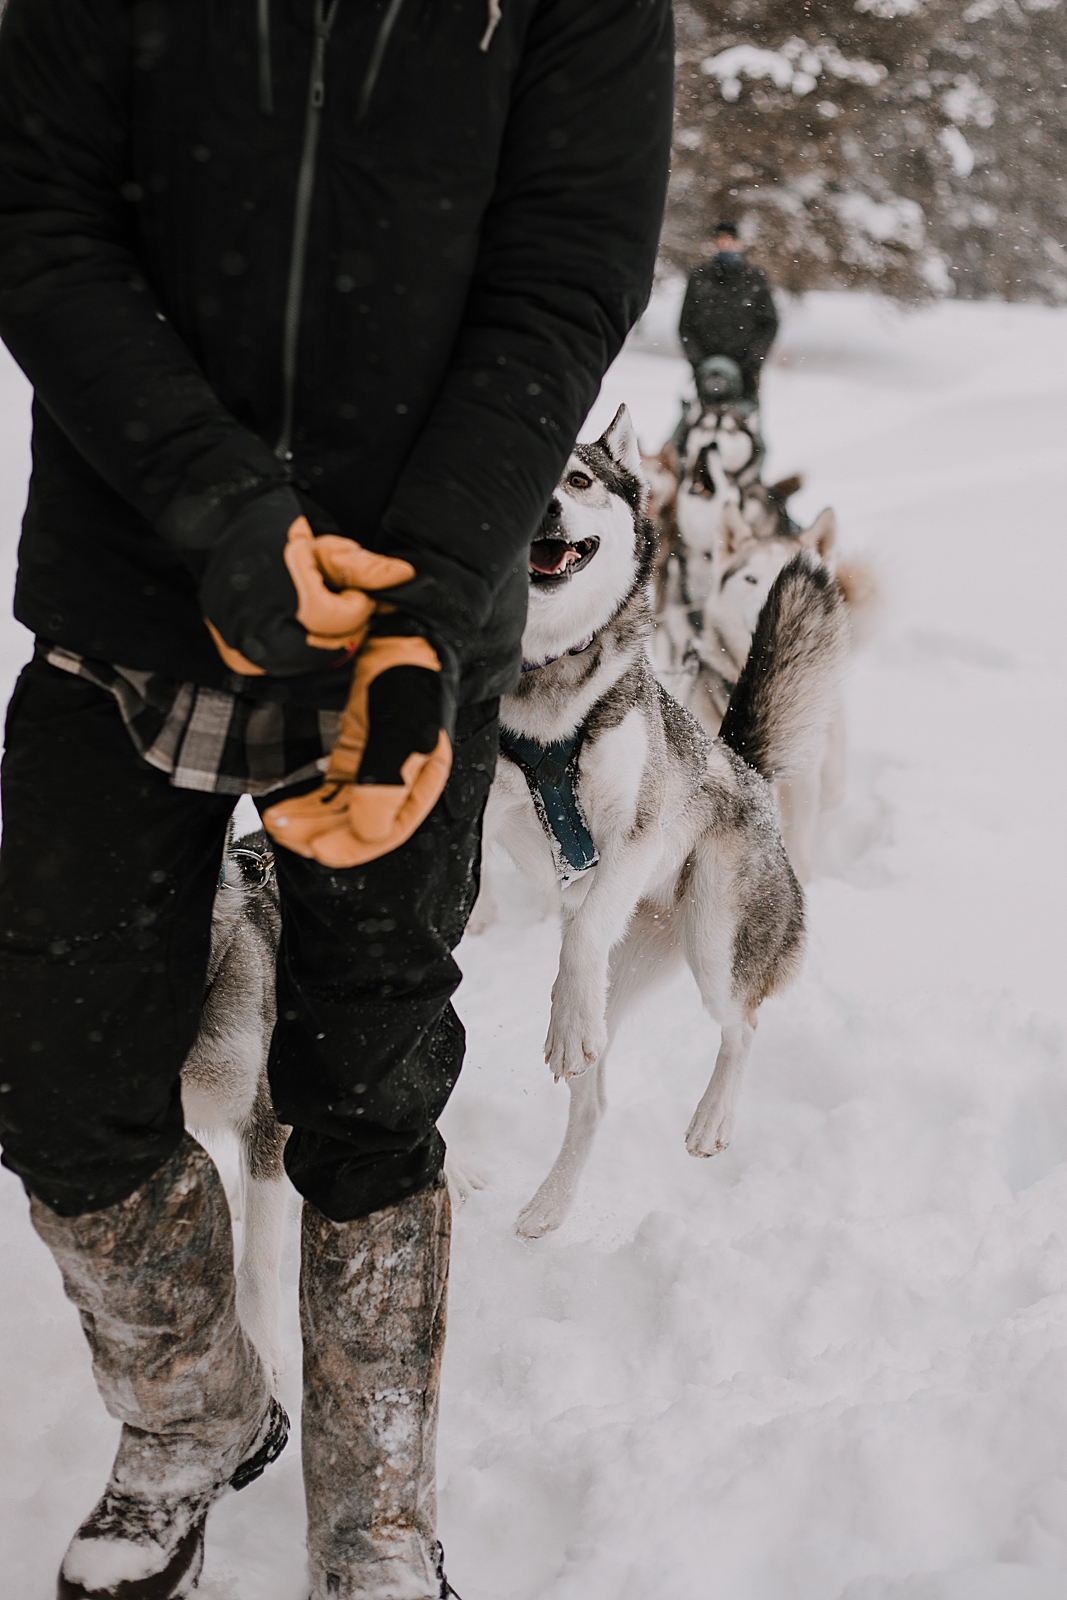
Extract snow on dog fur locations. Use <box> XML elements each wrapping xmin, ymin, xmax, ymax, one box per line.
<box><xmin>482</xmin><ymin>406</ymin><xmax>849</xmax><ymax>1236</ymax></box>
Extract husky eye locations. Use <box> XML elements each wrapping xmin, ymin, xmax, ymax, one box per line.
<box><xmin>745</xmin><ymin>574</ymin><xmax>759</xmax><ymax>584</ymax></box>
<box><xmin>567</xmin><ymin>471</ymin><xmax>592</xmax><ymax>490</ymax></box>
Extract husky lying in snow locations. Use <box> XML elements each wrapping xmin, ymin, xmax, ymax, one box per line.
<box><xmin>483</xmin><ymin>406</ymin><xmax>849</xmax><ymax>1237</ymax></box>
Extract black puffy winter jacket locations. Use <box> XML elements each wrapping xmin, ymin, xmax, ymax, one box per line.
<box><xmin>0</xmin><ymin>0</ymin><xmax>673</xmax><ymax>702</ymax></box>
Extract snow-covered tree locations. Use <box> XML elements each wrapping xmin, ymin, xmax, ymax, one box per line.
<box><xmin>667</xmin><ymin>0</ymin><xmax>1067</xmax><ymax>304</ymax></box>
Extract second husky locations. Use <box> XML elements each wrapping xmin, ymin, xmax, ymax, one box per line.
<box><xmin>483</xmin><ymin>406</ymin><xmax>849</xmax><ymax>1237</ymax></box>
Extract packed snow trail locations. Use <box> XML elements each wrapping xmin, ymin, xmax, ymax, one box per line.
<box><xmin>1</xmin><ymin>294</ymin><xmax>1066</xmax><ymax>1600</ymax></box>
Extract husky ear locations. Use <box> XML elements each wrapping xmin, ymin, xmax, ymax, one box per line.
<box><xmin>769</xmin><ymin>472</ymin><xmax>804</xmax><ymax>501</ymax></box>
<box><xmin>599</xmin><ymin>404</ymin><xmax>644</xmax><ymax>481</ymax></box>
<box><xmin>659</xmin><ymin>441</ymin><xmax>680</xmax><ymax>477</ymax></box>
<box><xmin>718</xmin><ymin>501</ymin><xmax>748</xmax><ymax>557</ymax></box>
<box><xmin>800</xmin><ymin>507</ymin><xmax>836</xmax><ymax>561</ymax></box>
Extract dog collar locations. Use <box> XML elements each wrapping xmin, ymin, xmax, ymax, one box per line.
<box><xmin>520</xmin><ymin>636</ymin><xmax>593</xmax><ymax>674</ymax></box>
<box><xmin>499</xmin><ymin>725</ymin><xmax>599</xmax><ymax>884</ymax></box>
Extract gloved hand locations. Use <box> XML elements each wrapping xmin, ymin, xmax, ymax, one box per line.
<box><xmin>200</xmin><ymin>490</ymin><xmax>415</xmax><ymax>676</ymax></box>
<box><xmin>262</xmin><ymin>614</ymin><xmax>453</xmax><ymax>867</ymax></box>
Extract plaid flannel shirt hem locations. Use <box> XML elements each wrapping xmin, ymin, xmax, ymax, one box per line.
<box><xmin>42</xmin><ymin>643</ymin><xmax>340</xmax><ymax>798</ymax></box>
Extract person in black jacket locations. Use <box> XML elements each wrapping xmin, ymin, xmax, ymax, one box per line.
<box><xmin>0</xmin><ymin>3</ymin><xmax>673</xmax><ymax>1596</ymax></box>
<box><xmin>678</xmin><ymin>222</ymin><xmax>779</xmax><ymax>401</ymax></box>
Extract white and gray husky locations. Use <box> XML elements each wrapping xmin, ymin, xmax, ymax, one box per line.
<box><xmin>180</xmin><ymin>830</ymin><xmax>289</xmax><ymax>1383</ymax></box>
<box><xmin>484</xmin><ymin>406</ymin><xmax>849</xmax><ymax>1237</ymax></box>
<box><xmin>181</xmin><ymin>831</ymin><xmax>482</xmax><ymax>1382</ymax></box>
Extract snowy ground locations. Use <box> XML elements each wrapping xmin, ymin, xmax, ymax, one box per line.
<box><xmin>2</xmin><ymin>292</ymin><xmax>1067</xmax><ymax>1599</ymax></box>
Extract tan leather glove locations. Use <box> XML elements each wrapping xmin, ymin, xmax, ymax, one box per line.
<box><xmin>209</xmin><ymin>517</ymin><xmax>452</xmax><ymax>866</ymax></box>
<box><xmin>205</xmin><ymin>516</ymin><xmax>416</xmax><ymax>674</ymax></box>
<box><xmin>262</xmin><ymin>626</ymin><xmax>452</xmax><ymax>867</ymax></box>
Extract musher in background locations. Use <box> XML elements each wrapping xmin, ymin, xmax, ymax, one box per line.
<box><xmin>0</xmin><ymin>3</ymin><xmax>672</xmax><ymax>1598</ymax></box>
<box><xmin>679</xmin><ymin>220</ymin><xmax>779</xmax><ymax>407</ymax></box>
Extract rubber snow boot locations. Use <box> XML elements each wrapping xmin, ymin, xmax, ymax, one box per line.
<box><xmin>300</xmin><ymin>1179</ymin><xmax>454</xmax><ymax>1600</ymax></box>
<box><xmin>29</xmin><ymin>1135</ymin><xmax>288</xmax><ymax>1599</ymax></box>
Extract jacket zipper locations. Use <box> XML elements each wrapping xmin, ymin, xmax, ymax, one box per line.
<box><xmin>256</xmin><ymin>0</ymin><xmax>274</xmax><ymax>114</ymax></box>
<box><xmin>273</xmin><ymin>0</ymin><xmax>406</xmax><ymax>462</ymax></box>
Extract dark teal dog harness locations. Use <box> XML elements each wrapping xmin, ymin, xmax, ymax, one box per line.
<box><xmin>498</xmin><ymin>725</ymin><xmax>599</xmax><ymax>884</ymax></box>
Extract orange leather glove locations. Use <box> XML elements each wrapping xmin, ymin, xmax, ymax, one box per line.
<box><xmin>262</xmin><ymin>621</ymin><xmax>453</xmax><ymax>867</ymax></box>
<box><xmin>207</xmin><ymin>516</ymin><xmax>453</xmax><ymax>866</ymax></box>
<box><xmin>205</xmin><ymin>516</ymin><xmax>416</xmax><ymax>675</ymax></box>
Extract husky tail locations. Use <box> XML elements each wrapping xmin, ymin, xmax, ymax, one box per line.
<box><xmin>718</xmin><ymin>552</ymin><xmax>849</xmax><ymax>781</ymax></box>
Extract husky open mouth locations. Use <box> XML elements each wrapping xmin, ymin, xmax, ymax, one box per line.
<box><xmin>529</xmin><ymin>536</ymin><xmax>600</xmax><ymax>586</ymax></box>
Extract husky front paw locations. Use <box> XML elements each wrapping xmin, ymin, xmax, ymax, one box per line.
<box><xmin>466</xmin><ymin>878</ymin><xmax>497</xmax><ymax>935</ymax></box>
<box><xmin>685</xmin><ymin>1097</ymin><xmax>736</xmax><ymax>1158</ymax></box>
<box><xmin>543</xmin><ymin>1006</ymin><xmax>607</xmax><ymax>1082</ymax></box>
<box><xmin>444</xmin><ymin>1153</ymin><xmax>487</xmax><ymax>1204</ymax></box>
<box><xmin>516</xmin><ymin>1187</ymin><xmax>571</xmax><ymax>1239</ymax></box>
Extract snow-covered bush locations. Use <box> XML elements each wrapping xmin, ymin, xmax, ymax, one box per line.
<box><xmin>666</xmin><ymin>0</ymin><xmax>1067</xmax><ymax>305</ymax></box>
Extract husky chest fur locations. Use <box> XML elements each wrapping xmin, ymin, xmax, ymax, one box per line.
<box><xmin>484</xmin><ymin>406</ymin><xmax>848</xmax><ymax>1237</ymax></box>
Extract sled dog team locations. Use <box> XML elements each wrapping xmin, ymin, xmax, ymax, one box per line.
<box><xmin>186</xmin><ymin>400</ymin><xmax>873</xmax><ymax>1374</ymax></box>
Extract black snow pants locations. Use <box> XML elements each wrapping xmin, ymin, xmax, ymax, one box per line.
<box><xmin>0</xmin><ymin>656</ymin><xmax>497</xmax><ymax>1221</ymax></box>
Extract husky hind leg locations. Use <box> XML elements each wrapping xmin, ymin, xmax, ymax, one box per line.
<box><xmin>685</xmin><ymin>1017</ymin><xmax>756</xmax><ymax>1157</ymax></box>
<box><xmin>235</xmin><ymin>1072</ymin><xmax>290</xmax><ymax>1388</ymax></box>
<box><xmin>517</xmin><ymin>905</ymin><xmax>682</xmax><ymax>1237</ymax></box>
<box><xmin>515</xmin><ymin>1058</ymin><xmax>607</xmax><ymax>1239</ymax></box>
<box><xmin>681</xmin><ymin>831</ymin><xmax>804</xmax><ymax>1158</ymax></box>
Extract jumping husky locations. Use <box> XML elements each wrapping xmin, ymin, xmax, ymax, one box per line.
<box><xmin>483</xmin><ymin>406</ymin><xmax>849</xmax><ymax>1237</ymax></box>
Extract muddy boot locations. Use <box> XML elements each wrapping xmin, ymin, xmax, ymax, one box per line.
<box><xmin>301</xmin><ymin>1179</ymin><xmax>455</xmax><ymax>1600</ymax></box>
<box><xmin>29</xmin><ymin>1134</ymin><xmax>288</xmax><ymax>1600</ymax></box>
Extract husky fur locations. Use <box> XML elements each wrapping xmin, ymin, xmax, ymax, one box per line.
<box><xmin>691</xmin><ymin>501</ymin><xmax>882</xmax><ymax>882</ymax></box>
<box><xmin>650</xmin><ymin>400</ymin><xmax>797</xmax><ymax>715</ymax></box>
<box><xmin>180</xmin><ymin>828</ymin><xmax>289</xmax><ymax>1385</ymax></box>
<box><xmin>652</xmin><ymin>459</ymin><xmax>805</xmax><ymax>691</ymax></box>
<box><xmin>672</xmin><ymin>400</ymin><xmax>766</xmax><ymax>611</ymax></box>
<box><xmin>181</xmin><ymin>831</ymin><xmax>483</xmax><ymax>1381</ymax></box>
<box><xmin>652</xmin><ymin>423</ymin><xmax>877</xmax><ymax>881</ymax></box>
<box><xmin>483</xmin><ymin>405</ymin><xmax>849</xmax><ymax>1237</ymax></box>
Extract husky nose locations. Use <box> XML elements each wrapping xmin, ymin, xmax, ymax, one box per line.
<box><xmin>539</xmin><ymin>496</ymin><xmax>562</xmax><ymax>534</ymax></box>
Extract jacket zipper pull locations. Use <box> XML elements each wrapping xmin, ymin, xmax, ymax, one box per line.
<box><xmin>310</xmin><ymin>0</ymin><xmax>338</xmax><ymax>109</ymax></box>
<box><xmin>310</xmin><ymin>15</ymin><xmax>329</xmax><ymax>108</ymax></box>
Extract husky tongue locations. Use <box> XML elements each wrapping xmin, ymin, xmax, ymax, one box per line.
<box><xmin>530</xmin><ymin>540</ymin><xmax>581</xmax><ymax>575</ymax></box>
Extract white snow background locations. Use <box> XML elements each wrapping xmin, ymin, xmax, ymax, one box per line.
<box><xmin>1</xmin><ymin>291</ymin><xmax>1066</xmax><ymax>1599</ymax></box>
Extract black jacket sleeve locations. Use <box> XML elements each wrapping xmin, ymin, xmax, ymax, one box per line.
<box><xmin>370</xmin><ymin>0</ymin><xmax>675</xmax><ymax>641</ymax></box>
<box><xmin>0</xmin><ymin>0</ymin><xmax>291</xmax><ymax>551</ymax></box>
